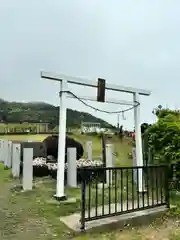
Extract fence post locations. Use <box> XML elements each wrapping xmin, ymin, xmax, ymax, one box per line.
<box><xmin>106</xmin><ymin>144</ymin><xmax>113</xmax><ymax>185</ymax></box>
<box><xmin>132</xmin><ymin>147</ymin><xmax>137</xmax><ymax>184</ymax></box>
<box><xmin>166</xmin><ymin>165</ymin><xmax>170</xmax><ymax>208</ymax></box>
<box><xmin>22</xmin><ymin>148</ymin><xmax>33</xmax><ymax>191</ymax></box>
<box><xmin>12</xmin><ymin>143</ymin><xmax>21</xmax><ymax>178</ymax></box>
<box><xmin>86</xmin><ymin>141</ymin><xmax>92</xmax><ymax>161</ymax></box>
<box><xmin>80</xmin><ymin>169</ymin><xmax>86</xmax><ymax>231</ymax></box>
<box><xmin>67</xmin><ymin>147</ymin><xmax>77</xmax><ymax>188</ymax></box>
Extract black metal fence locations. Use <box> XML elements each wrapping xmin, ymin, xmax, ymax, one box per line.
<box><xmin>80</xmin><ymin>165</ymin><xmax>169</xmax><ymax>230</ymax></box>
<box><xmin>168</xmin><ymin>164</ymin><xmax>180</xmax><ymax>206</ymax></box>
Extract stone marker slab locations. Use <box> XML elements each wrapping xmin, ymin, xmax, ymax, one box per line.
<box><xmin>106</xmin><ymin>144</ymin><xmax>113</xmax><ymax>184</ymax></box>
<box><xmin>67</xmin><ymin>148</ymin><xmax>77</xmax><ymax>188</ymax></box>
<box><xmin>12</xmin><ymin>143</ymin><xmax>21</xmax><ymax>177</ymax></box>
<box><xmin>0</xmin><ymin>139</ymin><xmax>4</xmax><ymax>163</ymax></box>
<box><xmin>86</xmin><ymin>141</ymin><xmax>92</xmax><ymax>161</ymax></box>
<box><xmin>7</xmin><ymin>141</ymin><xmax>12</xmax><ymax>168</ymax></box>
<box><xmin>22</xmin><ymin>148</ymin><xmax>33</xmax><ymax>191</ymax></box>
<box><xmin>3</xmin><ymin>140</ymin><xmax>9</xmax><ymax>168</ymax></box>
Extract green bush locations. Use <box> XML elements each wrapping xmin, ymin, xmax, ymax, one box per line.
<box><xmin>147</xmin><ymin>110</ymin><xmax>180</xmax><ymax>165</ymax></box>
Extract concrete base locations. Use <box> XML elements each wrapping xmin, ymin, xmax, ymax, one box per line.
<box><xmin>47</xmin><ymin>197</ymin><xmax>76</xmax><ymax>205</ymax></box>
<box><xmin>53</xmin><ymin>194</ymin><xmax>67</xmax><ymax>201</ymax></box>
<box><xmin>60</xmin><ymin>205</ymin><xmax>168</xmax><ymax>233</ymax></box>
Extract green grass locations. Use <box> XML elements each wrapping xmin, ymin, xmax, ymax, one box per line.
<box><xmin>0</xmin><ymin>166</ymin><xmax>179</xmax><ymax>240</ymax></box>
<box><xmin>0</xmin><ymin>133</ymin><xmax>179</xmax><ymax>239</ymax></box>
<box><xmin>0</xmin><ymin>168</ymin><xmax>78</xmax><ymax>239</ymax></box>
<box><xmin>0</xmin><ymin>134</ymin><xmax>49</xmax><ymax>142</ymax></box>
<box><xmin>0</xmin><ymin>133</ymin><xmax>133</xmax><ymax>239</ymax></box>
<box><xmin>72</xmin><ymin>134</ymin><xmax>132</xmax><ymax>166</ymax></box>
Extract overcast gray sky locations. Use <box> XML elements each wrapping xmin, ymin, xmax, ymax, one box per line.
<box><xmin>0</xmin><ymin>0</ymin><xmax>179</xmax><ymax>130</ymax></box>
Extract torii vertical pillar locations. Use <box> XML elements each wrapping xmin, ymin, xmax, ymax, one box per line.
<box><xmin>54</xmin><ymin>79</ymin><xmax>68</xmax><ymax>200</ymax></box>
<box><xmin>133</xmin><ymin>92</ymin><xmax>143</xmax><ymax>192</ymax></box>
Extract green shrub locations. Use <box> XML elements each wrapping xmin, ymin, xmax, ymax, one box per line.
<box><xmin>147</xmin><ymin>112</ymin><xmax>180</xmax><ymax>165</ymax></box>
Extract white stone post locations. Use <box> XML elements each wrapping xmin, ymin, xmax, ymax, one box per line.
<box><xmin>22</xmin><ymin>148</ymin><xmax>33</xmax><ymax>191</ymax></box>
<box><xmin>133</xmin><ymin>92</ymin><xmax>143</xmax><ymax>192</ymax></box>
<box><xmin>56</xmin><ymin>79</ymin><xmax>68</xmax><ymax>199</ymax></box>
<box><xmin>106</xmin><ymin>144</ymin><xmax>113</xmax><ymax>185</ymax></box>
<box><xmin>7</xmin><ymin>140</ymin><xmax>12</xmax><ymax>168</ymax></box>
<box><xmin>0</xmin><ymin>139</ymin><xmax>4</xmax><ymax>163</ymax></box>
<box><xmin>4</xmin><ymin>140</ymin><xmax>9</xmax><ymax>168</ymax></box>
<box><xmin>12</xmin><ymin>143</ymin><xmax>21</xmax><ymax>177</ymax></box>
<box><xmin>67</xmin><ymin>148</ymin><xmax>77</xmax><ymax>188</ymax></box>
<box><xmin>86</xmin><ymin>141</ymin><xmax>92</xmax><ymax>161</ymax></box>
<box><xmin>2</xmin><ymin>139</ymin><xmax>5</xmax><ymax>164</ymax></box>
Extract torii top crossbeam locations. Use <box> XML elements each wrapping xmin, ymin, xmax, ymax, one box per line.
<box><xmin>41</xmin><ymin>71</ymin><xmax>151</xmax><ymax>96</ymax></box>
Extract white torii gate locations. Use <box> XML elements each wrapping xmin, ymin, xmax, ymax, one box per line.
<box><xmin>41</xmin><ymin>71</ymin><xmax>151</xmax><ymax>200</ymax></box>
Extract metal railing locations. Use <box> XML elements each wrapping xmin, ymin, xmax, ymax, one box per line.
<box><xmin>79</xmin><ymin>165</ymin><xmax>169</xmax><ymax>230</ymax></box>
<box><xmin>168</xmin><ymin>164</ymin><xmax>180</xmax><ymax>206</ymax></box>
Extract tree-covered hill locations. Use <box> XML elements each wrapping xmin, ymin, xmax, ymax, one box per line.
<box><xmin>0</xmin><ymin>99</ymin><xmax>113</xmax><ymax>129</ymax></box>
